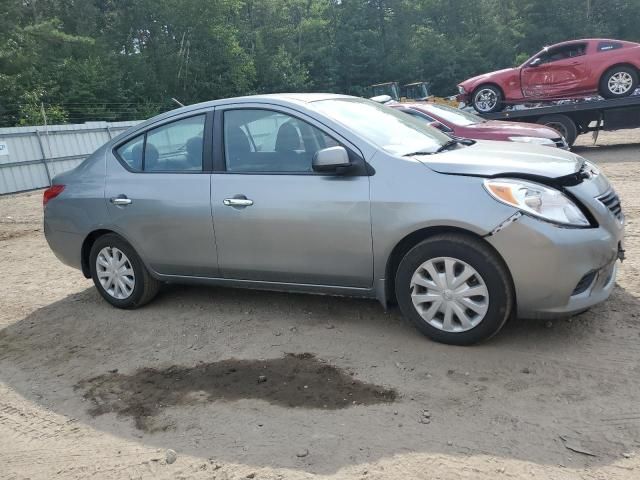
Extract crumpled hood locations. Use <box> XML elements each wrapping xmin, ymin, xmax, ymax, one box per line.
<box><xmin>417</xmin><ymin>140</ymin><xmax>583</xmax><ymax>179</ymax></box>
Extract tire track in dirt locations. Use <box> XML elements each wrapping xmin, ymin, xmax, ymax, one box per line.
<box><xmin>0</xmin><ymin>401</ymin><xmax>83</xmax><ymax>441</ymax></box>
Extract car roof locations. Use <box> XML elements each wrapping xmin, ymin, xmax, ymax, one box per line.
<box><xmin>545</xmin><ymin>38</ymin><xmax>638</xmax><ymax>49</ymax></box>
<box><xmin>178</xmin><ymin>92</ymin><xmax>351</xmax><ymax>112</ymax></box>
<box><xmin>121</xmin><ymin>93</ymin><xmax>354</xmax><ymax>137</ymax></box>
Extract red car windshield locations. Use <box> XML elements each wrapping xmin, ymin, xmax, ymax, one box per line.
<box><xmin>418</xmin><ymin>104</ymin><xmax>486</xmax><ymax>127</ymax></box>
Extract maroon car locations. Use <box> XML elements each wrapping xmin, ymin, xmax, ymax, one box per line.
<box><xmin>391</xmin><ymin>102</ymin><xmax>568</xmax><ymax>149</ymax></box>
<box><xmin>458</xmin><ymin>38</ymin><xmax>640</xmax><ymax>113</ymax></box>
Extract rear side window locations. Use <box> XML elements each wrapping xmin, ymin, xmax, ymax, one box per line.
<box><xmin>145</xmin><ymin>115</ymin><xmax>205</xmax><ymax>172</ymax></box>
<box><xmin>598</xmin><ymin>41</ymin><xmax>623</xmax><ymax>52</ymax></box>
<box><xmin>115</xmin><ymin>114</ymin><xmax>206</xmax><ymax>172</ymax></box>
<box><xmin>116</xmin><ymin>136</ymin><xmax>144</xmax><ymax>171</ymax></box>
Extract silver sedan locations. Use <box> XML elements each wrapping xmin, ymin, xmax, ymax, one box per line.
<box><xmin>43</xmin><ymin>94</ymin><xmax>625</xmax><ymax>345</ymax></box>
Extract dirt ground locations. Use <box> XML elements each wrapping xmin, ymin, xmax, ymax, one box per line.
<box><xmin>1</xmin><ymin>129</ymin><xmax>639</xmax><ymax>480</ymax></box>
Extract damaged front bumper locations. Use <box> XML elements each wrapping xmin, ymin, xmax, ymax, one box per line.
<box><xmin>486</xmin><ymin>212</ymin><xmax>624</xmax><ymax>319</ymax></box>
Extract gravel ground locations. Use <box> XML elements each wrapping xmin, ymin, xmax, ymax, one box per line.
<box><xmin>1</xmin><ymin>129</ymin><xmax>639</xmax><ymax>479</ymax></box>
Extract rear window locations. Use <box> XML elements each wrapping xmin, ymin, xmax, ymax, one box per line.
<box><xmin>598</xmin><ymin>41</ymin><xmax>623</xmax><ymax>52</ymax></box>
<box><xmin>115</xmin><ymin>115</ymin><xmax>206</xmax><ymax>172</ymax></box>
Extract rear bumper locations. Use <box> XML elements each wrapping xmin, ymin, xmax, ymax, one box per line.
<box><xmin>486</xmin><ymin>214</ymin><xmax>623</xmax><ymax>319</ymax></box>
<box><xmin>44</xmin><ymin>221</ymin><xmax>83</xmax><ymax>271</ymax></box>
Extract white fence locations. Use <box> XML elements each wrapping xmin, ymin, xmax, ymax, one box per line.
<box><xmin>0</xmin><ymin>121</ymin><xmax>142</xmax><ymax>195</ymax></box>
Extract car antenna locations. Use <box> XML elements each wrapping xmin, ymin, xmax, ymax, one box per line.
<box><xmin>171</xmin><ymin>97</ymin><xmax>185</xmax><ymax>108</ymax></box>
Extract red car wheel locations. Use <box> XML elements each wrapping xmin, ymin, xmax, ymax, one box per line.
<box><xmin>600</xmin><ymin>66</ymin><xmax>639</xmax><ymax>99</ymax></box>
<box><xmin>472</xmin><ymin>85</ymin><xmax>503</xmax><ymax>113</ymax></box>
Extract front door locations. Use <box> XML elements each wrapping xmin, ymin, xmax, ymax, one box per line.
<box><xmin>521</xmin><ymin>43</ymin><xmax>590</xmax><ymax>98</ymax></box>
<box><xmin>105</xmin><ymin>113</ymin><xmax>218</xmax><ymax>277</ymax></box>
<box><xmin>211</xmin><ymin>106</ymin><xmax>373</xmax><ymax>287</ymax></box>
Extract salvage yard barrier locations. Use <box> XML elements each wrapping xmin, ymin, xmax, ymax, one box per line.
<box><xmin>0</xmin><ymin>121</ymin><xmax>141</xmax><ymax>195</ymax></box>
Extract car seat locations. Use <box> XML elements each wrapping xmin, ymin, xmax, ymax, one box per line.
<box><xmin>185</xmin><ymin>136</ymin><xmax>203</xmax><ymax>170</ymax></box>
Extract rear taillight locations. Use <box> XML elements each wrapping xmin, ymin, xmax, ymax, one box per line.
<box><xmin>43</xmin><ymin>185</ymin><xmax>65</xmax><ymax>206</ymax></box>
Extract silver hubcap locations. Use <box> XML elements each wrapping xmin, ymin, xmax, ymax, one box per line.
<box><xmin>410</xmin><ymin>257</ymin><xmax>489</xmax><ymax>333</ymax></box>
<box><xmin>96</xmin><ymin>247</ymin><xmax>135</xmax><ymax>299</ymax></box>
<box><xmin>608</xmin><ymin>72</ymin><xmax>633</xmax><ymax>95</ymax></box>
<box><xmin>474</xmin><ymin>88</ymin><xmax>498</xmax><ymax>112</ymax></box>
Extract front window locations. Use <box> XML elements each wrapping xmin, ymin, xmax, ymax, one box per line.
<box><xmin>418</xmin><ymin>104</ymin><xmax>484</xmax><ymax>126</ymax></box>
<box><xmin>532</xmin><ymin>43</ymin><xmax>587</xmax><ymax>65</ymax></box>
<box><xmin>223</xmin><ymin>109</ymin><xmax>339</xmax><ymax>173</ymax></box>
<box><xmin>312</xmin><ymin>98</ymin><xmax>451</xmax><ymax>156</ymax></box>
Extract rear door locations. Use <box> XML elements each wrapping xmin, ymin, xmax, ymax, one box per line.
<box><xmin>105</xmin><ymin>112</ymin><xmax>218</xmax><ymax>277</ymax></box>
<box><xmin>521</xmin><ymin>43</ymin><xmax>590</xmax><ymax>98</ymax></box>
<box><xmin>210</xmin><ymin>105</ymin><xmax>373</xmax><ymax>287</ymax></box>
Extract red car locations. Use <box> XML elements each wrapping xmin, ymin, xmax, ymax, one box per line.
<box><xmin>391</xmin><ymin>102</ymin><xmax>568</xmax><ymax>149</ymax></box>
<box><xmin>458</xmin><ymin>38</ymin><xmax>640</xmax><ymax>113</ymax></box>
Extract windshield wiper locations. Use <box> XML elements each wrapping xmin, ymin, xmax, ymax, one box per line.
<box><xmin>403</xmin><ymin>150</ymin><xmax>434</xmax><ymax>156</ymax></box>
<box><xmin>403</xmin><ymin>139</ymin><xmax>464</xmax><ymax>157</ymax></box>
<box><xmin>434</xmin><ymin>139</ymin><xmax>459</xmax><ymax>153</ymax></box>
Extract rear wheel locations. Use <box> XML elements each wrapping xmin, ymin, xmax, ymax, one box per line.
<box><xmin>599</xmin><ymin>66</ymin><xmax>638</xmax><ymax>99</ymax></box>
<box><xmin>472</xmin><ymin>85</ymin><xmax>504</xmax><ymax>113</ymax></box>
<box><xmin>395</xmin><ymin>234</ymin><xmax>513</xmax><ymax>345</ymax></box>
<box><xmin>537</xmin><ymin>114</ymin><xmax>578</xmax><ymax>147</ymax></box>
<box><xmin>89</xmin><ymin>233</ymin><xmax>160</xmax><ymax>309</ymax></box>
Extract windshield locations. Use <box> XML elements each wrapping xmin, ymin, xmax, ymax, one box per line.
<box><xmin>312</xmin><ymin>98</ymin><xmax>451</xmax><ymax>156</ymax></box>
<box><xmin>420</xmin><ymin>103</ymin><xmax>484</xmax><ymax>126</ymax></box>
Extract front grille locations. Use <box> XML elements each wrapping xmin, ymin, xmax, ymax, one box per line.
<box><xmin>598</xmin><ymin>189</ymin><xmax>623</xmax><ymax>222</ymax></box>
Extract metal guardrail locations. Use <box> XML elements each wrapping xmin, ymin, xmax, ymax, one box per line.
<box><xmin>0</xmin><ymin>121</ymin><xmax>141</xmax><ymax>195</ymax></box>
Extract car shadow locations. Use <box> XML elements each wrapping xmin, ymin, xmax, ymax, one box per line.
<box><xmin>1</xmin><ymin>283</ymin><xmax>639</xmax><ymax>474</ymax></box>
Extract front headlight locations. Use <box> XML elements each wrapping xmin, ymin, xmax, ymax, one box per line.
<box><xmin>484</xmin><ymin>178</ymin><xmax>590</xmax><ymax>227</ymax></box>
<box><xmin>508</xmin><ymin>136</ymin><xmax>556</xmax><ymax>147</ymax></box>
<box><xmin>458</xmin><ymin>85</ymin><xmax>466</xmax><ymax>94</ymax></box>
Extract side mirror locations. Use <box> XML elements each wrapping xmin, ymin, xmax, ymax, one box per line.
<box><xmin>312</xmin><ymin>146</ymin><xmax>351</xmax><ymax>173</ymax></box>
<box><xmin>528</xmin><ymin>57</ymin><xmax>542</xmax><ymax>68</ymax></box>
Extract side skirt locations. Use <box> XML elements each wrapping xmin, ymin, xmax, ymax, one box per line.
<box><xmin>155</xmin><ymin>273</ymin><xmax>380</xmax><ymax>301</ymax></box>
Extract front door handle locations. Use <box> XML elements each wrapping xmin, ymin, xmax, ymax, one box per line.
<box><xmin>223</xmin><ymin>197</ymin><xmax>254</xmax><ymax>207</ymax></box>
<box><xmin>110</xmin><ymin>195</ymin><xmax>132</xmax><ymax>206</ymax></box>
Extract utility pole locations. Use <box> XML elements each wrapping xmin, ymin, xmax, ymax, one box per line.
<box><xmin>40</xmin><ymin>102</ymin><xmax>48</xmax><ymax>133</ymax></box>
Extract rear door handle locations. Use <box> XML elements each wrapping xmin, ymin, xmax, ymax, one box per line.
<box><xmin>223</xmin><ymin>198</ymin><xmax>254</xmax><ymax>207</ymax></box>
<box><xmin>110</xmin><ymin>195</ymin><xmax>132</xmax><ymax>206</ymax></box>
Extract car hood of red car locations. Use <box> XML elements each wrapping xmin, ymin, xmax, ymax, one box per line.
<box><xmin>460</xmin><ymin>120</ymin><xmax>560</xmax><ymax>140</ymax></box>
<box><xmin>460</xmin><ymin>67</ymin><xmax>518</xmax><ymax>88</ymax></box>
<box><xmin>416</xmin><ymin>139</ymin><xmax>582</xmax><ymax>179</ymax></box>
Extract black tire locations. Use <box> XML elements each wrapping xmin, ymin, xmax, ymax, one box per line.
<box><xmin>599</xmin><ymin>66</ymin><xmax>638</xmax><ymax>99</ymax></box>
<box><xmin>537</xmin><ymin>114</ymin><xmax>578</xmax><ymax>147</ymax></box>
<box><xmin>472</xmin><ymin>85</ymin><xmax>504</xmax><ymax>113</ymax></box>
<box><xmin>89</xmin><ymin>233</ymin><xmax>160</xmax><ymax>309</ymax></box>
<box><xmin>395</xmin><ymin>234</ymin><xmax>514</xmax><ymax>346</ymax></box>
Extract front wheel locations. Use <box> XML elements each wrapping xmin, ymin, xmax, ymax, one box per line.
<box><xmin>395</xmin><ymin>234</ymin><xmax>514</xmax><ymax>345</ymax></box>
<box><xmin>89</xmin><ymin>233</ymin><xmax>160</xmax><ymax>309</ymax></box>
<box><xmin>472</xmin><ymin>85</ymin><xmax>504</xmax><ymax>113</ymax></box>
<box><xmin>599</xmin><ymin>66</ymin><xmax>638</xmax><ymax>99</ymax></box>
